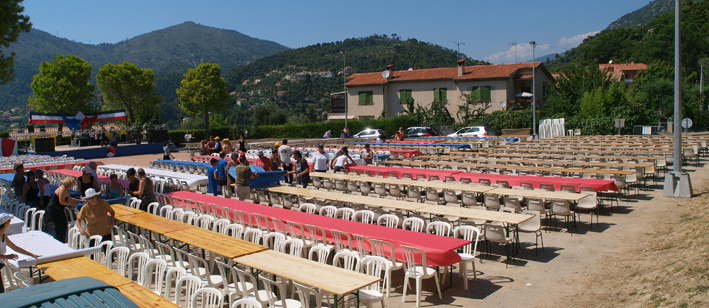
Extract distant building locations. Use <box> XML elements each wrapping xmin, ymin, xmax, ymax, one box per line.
<box><xmin>277</xmin><ymin>90</ymin><xmax>286</xmax><ymax>96</ymax></box>
<box><xmin>599</xmin><ymin>62</ymin><xmax>647</xmax><ymax>84</ymax></box>
<box><xmin>333</xmin><ymin>60</ymin><xmax>554</xmax><ymax>120</ymax></box>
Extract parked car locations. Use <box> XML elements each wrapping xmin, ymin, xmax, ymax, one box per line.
<box><xmin>391</xmin><ymin>127</ymin><xmax>438</xmax><ymax>139</ymax></box>
<box><xmin>352</xmin><ymin>128</ymin><xmax>387</xmax><ymax>139</ymax></box>
<box><xmin>447</xmin><ymin>126</ymin><xmax>496</xmax><ymax>137</ymax></box>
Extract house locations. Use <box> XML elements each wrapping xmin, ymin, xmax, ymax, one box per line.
<box><xmin>599</xmin><ymin>62</ymin><xmax>647</xmax><ymax>84</ymax></box>
<box><xmin>337</xmin><ymin>60</ymin><xmax>554</xmax><ymax>120</ymax></box>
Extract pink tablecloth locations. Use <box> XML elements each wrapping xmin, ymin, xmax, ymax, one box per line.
<box><xmin>348</xmin><ymin>165</ymin><xmax>618</xmax><ymax>192</ymax></box>
<box><xmin>166</xmin><ymin>191</ymin><xmax>468</xmax><ymax>266</ymax></box>
<box><xmin>0</xmin><ymin>161</ymin><xmax>91</xmax><ymax>174</ymax></box>
<box><xmin>348</xmin><ymin>165</ymin><xmax>461</xmax><ymax>180</ymax></box>
<box><xmin>52</xmin><ymin>169</ymin><xmax>131</xmax><ymax>187</ymax></box>
<box><xmin>452</xmin><ymin>172</ymin><xmax>618</xmax><ymax>192</ymax></box>
<box><xmin>383</xmin><ymin>140</ymin><xmax>444</xmax><ymax>144</ymax></box>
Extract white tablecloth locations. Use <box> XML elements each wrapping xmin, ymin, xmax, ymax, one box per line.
<box><xmin>6</xmin><ymin>231</ymin><xmax>99</xmax><ymax>267</ymax></box>
<box><xmin>98</xmin><ymin>164</ymin><xmax>207</xmax><ymax>188</ymax></box>
<box><xmin>0</xmin><ymin>210</ymin><xmax>26</xmax><ymax>235</ymax></box>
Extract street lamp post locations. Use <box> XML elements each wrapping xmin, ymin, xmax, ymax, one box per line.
<box><xmin>529</xmin><ymin>41</ymin><xmax>537</xmax><ymax>139</ymax></box>
<box><xmin>342</xmin><ymin>51</ymin><xmax>348</xmax><ymax>129</ymax></box>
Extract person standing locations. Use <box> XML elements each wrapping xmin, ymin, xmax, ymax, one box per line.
<box><xmin>323</xmin><ymin>130</ymin><xmax>332</xmax><ymax>138</ymax></box>
<box><xmin>290</xmin><ymin>150</ymin><xmax>310</xmax><ymax>188</ymax></box>
<box><xmin>223</xmin><ymin>139</ymin><xmax>233</xmax><ymax>153</ymax></box>
<box><xmin>207</xmin><ymin>158</ymin><xmax>221</xmax><ymax>196</ymax></box>
<box><xmin>363</xmin><ymin>144</ymin><xmax>374</xmax><ymax>165</ymax></box>
<box><xmin>35</xmin><ymin>169</ymin><xmax>51</xmax><ymax>210</ymax></box>
<box><xmin>11</xmin><ymin>164</ymin><xmax>25</xmax><ymax>200</ymax></box>
<box><xmin>395</xmin><ymin>127</ymin><xmax>405</xmax><ymax>141</ymax></box>
<box><xmin>47</xmin><ymin>177</ymin><xmax>80</xmax><ymax>243</ymax></box>
<box><xmin>78</xmin><ymin>167</ymin><xmax>100</xmax><ymax>198</ymax></box>
<box><xmin>0</xmin><ymin>213</ymin><xmax>40</xmax><ymax>293</ymax></box>
<box><xmin>184</xmin><ymin>131</ymin><xmax>192</xmax><ymax>143</ymax></box>
<box><xmin>214</xmin><ymin>137</ymin><xmax>222</xmax><ymax>153</ymax></box>
<box><xmin>126</xmin><ymin>168</ymin><xmax>140</xmax><ymax>196</ymax></box>
<box><xmin>333</xmin><ymin>149</ymin><xmax>356</xmax><ymax>173</ymax></box>
<box><xmin>21</xmin><ymin>171</ymin><xmax>40</xmax><ymax>207</ymax></box>
<box><xmin>163</xmin><ymin>141</ymin><xmax>175</xmax><ymax>160</ymax></box>
<box><xmin>235</xmin><ymin>156</ymin><xmax>258</xmax><ymax>201</ymax></box>
<box><xmin>312</xmin><ymin>144</ymin><xmax>329</xmax><ymax>173</ymax></box>
<box><xmin>238</xmin><ymin>134</ymin><xmax>248</xmax><ymax>153</ymax></box>
<box><xmin>131</xmin><ymin>169</ymin><xmax>155</xmax><ymax>211</ymax></box>
<box><xmin>271</xmin><ymin>143</ymin><xmax>282</xmax><ymax>172</ymax></box>
<box><xmin>341</xmin><ymin>127</ymin><xmax>350</xmax><ymax>138</ymax></box>
<box><xmin>278</xmin><ymin>139</ymin><xmax>293</xmax><ymax>183</ymax></box>
<box><xmin>256</xmin><ymin>151</ymin><xmax>273</xmax><ymax>171</ymax></box>
<box><xmin>217</xmin><ymin>152</ymin><xmax>228</xmax><ymax>188</ymax></box>
<box><xmin>76</xmin><ymin>188</ymin><xmax>115</xmax><ymax>243</ymax></box>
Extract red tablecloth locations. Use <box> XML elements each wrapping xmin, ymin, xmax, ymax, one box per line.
<box><xmin>347</xmin><ymin>165</ymin><xmax>618</xmax><ymax>192</ymax></box>
<box><xmin>451</xmin><ymin>172</ymin><xmax>618</xmax><ymax>192</ymax></box>
<box><xmin>383</xmin><ymin>140</ymin><xmax>444</xmax><ymax>144</ymax></box>
<box><xmin>52</xmin><ymin>169</ymin><xmax>131</xmax><ymax>187</ymax></box>
<box><xmin>348</xmin><ymin>165</ymin><xmax>461</xmax><ymax>180</ymax></box>
<box><xmin>0</xmin><ymin>161</ymin><xmax>91</xmax><ymax>174</ymax></box>
<box><xmin>166</xmin><ymin>191</ymin><xmax>468</xmax><ymax>266</ymax></box>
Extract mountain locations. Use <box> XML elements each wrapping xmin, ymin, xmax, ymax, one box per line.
<box><xmin>226</xmin><ymin>35</ymin><xmax>488</xmax><ymax>106</ymax></box>
<box><xmin>0</xmin><ymin>22</ymin><xmax>289</xmax><ymax>112</ymax></box>
<box><xmin>607</xmin><ymin>0</ymin><xmax>674</xmax><ymax>30</ymax></box>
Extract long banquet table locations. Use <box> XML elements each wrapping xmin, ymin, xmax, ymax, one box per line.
<box><xmin>98</xmin><ymin>164</ymin><xmax>207</xmax><ymax>188</ymax></box>
<box><xmin>348</xmin><ymin>165</ymin><xmax>618</xmax><ymax>192</ymax></box>
<box><xmin>165</xmin><ymin>191</ymin><xmax>470</xmax><ymax>266</ymax></box>
<box><xmin>0</xmin><ymin>161</ymin><xmax>91</xmax><ymax>174</ymax></box>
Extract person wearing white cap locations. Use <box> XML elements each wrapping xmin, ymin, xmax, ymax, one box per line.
<box><xmin>0</xmin><ymin>213</ymin><xmax>40</xmax><ymax>293</ymax></box>
<box><xmin>76</xmin><ymin>188</ymin><xmax>115</xmax><ymax>244</ymax></box>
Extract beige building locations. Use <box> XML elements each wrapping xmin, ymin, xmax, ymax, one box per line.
<box><xmin>334</xmin><ymin>60</ymin><xmax>554</xmax><ymax>120</ymax></box>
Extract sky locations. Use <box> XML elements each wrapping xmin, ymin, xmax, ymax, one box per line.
<box><xmin>23</xmin><ymin>0</ymin><xmax>652</xmax><ymax>64</ymax></box>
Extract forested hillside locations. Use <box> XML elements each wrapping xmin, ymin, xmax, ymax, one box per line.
<box><xmin>0</xmin><ymin>22</ymin><xmax>289</xmax><ymax>112</ymax></box>
<box><xmin>607</xmin><ymin>0</ymin><xmax>674</xmax><ymax>30</ymax></box>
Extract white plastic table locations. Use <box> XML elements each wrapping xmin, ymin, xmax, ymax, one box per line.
<box><xmin>6</xmin><ymin>231</ymin><xmax>99</xmax><ymax>268</ymax></box>
<box><xmin>0</xmin><ymin>210</ymin><xmax>26</xmax><ymax>235</ymax></box>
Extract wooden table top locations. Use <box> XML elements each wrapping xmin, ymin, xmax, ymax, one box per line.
<box><xmin>40</xmin><ymin>257</ymin><xmax>180</xmax><ymax>308</ymax></box>
<box><xmin>111</xmin><ymin>204</ymin><xmax>145</xmax><ymax>218</ymax></box>
<box><xmin>165</xmin><ymin>228</ymin><xmax>267</xmax><ymax>259</ymax></box>
<box><xmin>234</xmin><ymin>250</ymin><xmax>379</xmax><ymax>296</ymax></box>
<box><xmin>488</xmin><ymin>187</ymin><xmax>588</xmax><ymax>201</ymax></box>
<box><xmin>416</xmin><ymin>204</ymin><xmax>532</xmax><ymax>225</ymax></box>
<box><xmin>112</xmin><ymin>204</ymin><xmax>267</xmax><ymax>259</ymax></box>
<box><xmin>418</xmin><ymin>155</ymin><xmax>655</xmax><ymax>170</ymax></box>
<box><xmin>267</xmin><ymin>186</ymin><xmax>532</xmax><ymax>223</ymax></box>
<box><xmin>444</xmin><ymin>151</ymin><xmax>665</xmax><ymax>162</ymax></box>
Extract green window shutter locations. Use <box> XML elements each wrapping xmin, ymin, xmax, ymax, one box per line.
<box><xmin>440</xmin><ymin>88</ymin><xmax>447</xmax><ymax>102</ymax></box>
<box><xmin>470</xmin><ymin>86</ymin><xmax>479</xmax><ymax>101</ymax></box>
<box><xmin>359</xmin><ymin>91</ymin><xmax>366</xmax><ymax>105</ymax></box>
<box><xmin>359</xmin><ymin>91</ymin><xmax>373</xmax><ymax>105</ymax></box>
<box><xmin>433</xmin><ymin>88</ymin><xmax>440</xmax><ymax>103</ymax></box>
<box><xmin>481</xmin><ymin>86</ymin><xmax>491</xmax><ymax>101</ymax></box>
<box><xmin>399</xmin><ymin>89</ymin><xmax>412</xmax><ymax>104</ymax></box>
<box><xmin>367</xmin><ymin>91</ymin><xmax>373</xmax><ymax>105</ymax></box>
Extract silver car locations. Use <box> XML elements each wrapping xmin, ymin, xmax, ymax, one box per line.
<box><xmin>353</xmin><ymin>129</ymin><xmax>387</xmax><ymax>139</ymax></box>
<box><xmin>447</xmin><ymin>126</ymin><xmax>496</xmax><ymax>137</ymax></box>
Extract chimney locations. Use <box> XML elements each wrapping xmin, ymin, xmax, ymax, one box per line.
<box><xmin>457</xmin><ymin>59</ymin><xmax>465</xmax><ymax>76</ymax></box>
<box><xmin>384</xmin><ymin>64</ymin><xmax>394</xmax><ymax>80</ymax></box>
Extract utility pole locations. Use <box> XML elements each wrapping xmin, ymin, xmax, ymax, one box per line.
<box><xmin>341</xmin><ymin>51</ymin><xmax>348</xmax><ymax>129</ymax></box>
<box><xmin>529</xmin><ymin>41</ymin><xmax>537</xmax><ymax>139</ymax></box>
<box><xmin>509</xmin><ymin>41</ymin><xmax>518</xmax><ymax>63</ymax></box>
<box><xmin>452</xmin><ymin>41</ymin><xmax>465</xmax><ymax>57</ymax></box>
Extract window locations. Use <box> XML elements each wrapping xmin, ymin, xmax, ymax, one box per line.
<box><xmin>399</xmin><ymin>89</ymin><xmax>413</xmax><ymax>104</ymax></box>
<box><xmin>358</xmin><ymin>91</ymin><xmax>373</xmax><ymax>105</ymax></box>
<box><xmin>433</xmin><ymin>88</ymin><xmax>447</xmax><ymax>103</ymax></box>
<box><xmin>470</xmin><ymin>86</ymin><xmax>491</xmax><ymax>102</ymax></box>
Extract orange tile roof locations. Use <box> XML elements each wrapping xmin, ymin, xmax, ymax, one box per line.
<box><xmin>599</xmin><ymin>63</ymin><xmax>648</xmax><ymax>72</ymax></box>
<box><xmin>347</xmin><ymin>62</ymin><xmax>546</xmax><ymax>86</ymax></box>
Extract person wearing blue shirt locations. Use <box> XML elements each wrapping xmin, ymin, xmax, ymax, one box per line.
<box><xmin>207</xmin><ymin>158</ymin><xmax>222</xmax><ymax>196</ymax></box>
<box><xmin>217</xmin><ymin>152</ymin><xmax>228</xmax><ymax>187</ymax></box>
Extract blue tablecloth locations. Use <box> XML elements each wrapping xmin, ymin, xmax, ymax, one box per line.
<box><xmin>227</xmin><ymin>165</ymin><xmax>285</xmax><ymax>188</ymax></box>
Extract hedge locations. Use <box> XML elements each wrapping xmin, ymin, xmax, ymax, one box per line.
<box><xmin>248</xmin><ymin>115</ymin><xmax>418</xmax><ymax>139</ymax></box>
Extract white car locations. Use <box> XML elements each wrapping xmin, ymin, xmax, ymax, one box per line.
<box><xmin>447</xmin><ymin>126</ymin><xmax>496</xmax><ymax>137</ymax></box>
<box><xmin>352</xmin><ymin>129</ymin><xmax>387</xmax><ymax>139</ymax></box>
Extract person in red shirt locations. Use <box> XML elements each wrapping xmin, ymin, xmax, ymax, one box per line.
<box><xmin>256</xmin><ymin>151</ymin><xmax>272</xmax><ymax>171</ymax></box>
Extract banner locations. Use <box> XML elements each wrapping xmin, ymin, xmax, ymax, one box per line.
<box><xmin>29</xmin><ymin>110</ymin><xmax>128</xmax><ymax>129</ymax></box>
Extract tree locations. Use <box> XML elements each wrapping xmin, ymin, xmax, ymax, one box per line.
<box><xmin>176</xmin><ymin>63</ymin><xmax>229</xmax><ymax>137</ymax></box>
<box><xmin>97</xmin><ymin>62</ymin><xmax>161</xmax><ymax>124</ymax></box>
<box><xmin>0</xmin><ymin>0</ymin><xmax>31</xmax><ymax>84</ymax></box>
<box><xmin>29</xmin><ymin>54</ymin><xmax>95</xmax><ymax>115</ymax></box>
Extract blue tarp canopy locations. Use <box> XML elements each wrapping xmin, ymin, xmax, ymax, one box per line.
<box><xmin>228</xmin><ymin>165</ymin><xmax>285</xmax><ymax>188</ymax></box>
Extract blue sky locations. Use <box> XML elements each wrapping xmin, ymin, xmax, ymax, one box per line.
<box><xmin>23</xmin><ymin>0</ymin><xmax>651</xmax><ymax>64</ymax></box>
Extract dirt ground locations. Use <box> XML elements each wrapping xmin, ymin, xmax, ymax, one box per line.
<box><xmin>95</xmin><ymin>149</ymin><xmax>709</xmax><ymax>308</ymax></box>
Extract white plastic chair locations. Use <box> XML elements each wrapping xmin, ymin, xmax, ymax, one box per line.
<box><xmin>359</xmin><ymin>256</ymin><xmax>388</xmax><ymax>308</ymax></box>
<box><xmin>142</xmin><ymin>258</ymin><xmax>168</xmax><ymax>294</ymax></box>
<box><xmin>174</xmin><ymin>275</ymin><xmax>202</xmax><ymax>307</ymax></box>
<box><xmin>401</xmin><ymin>245</ymin><xmax>442</xmax><ymax>307</ymax></box>
<box><xmin>190</xmin><ymin>287</ymin><xmax>223</xmax><ymax>308</ymax></box>
<box><xmin>453</xmin><ymin>225</ymin><xmax>481</xmax><ymax>290</ymax></box>
<box><xmin>231</xmin><ymin>298</ymin><xmax>262</xmax><ymax>308</ymax></box>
